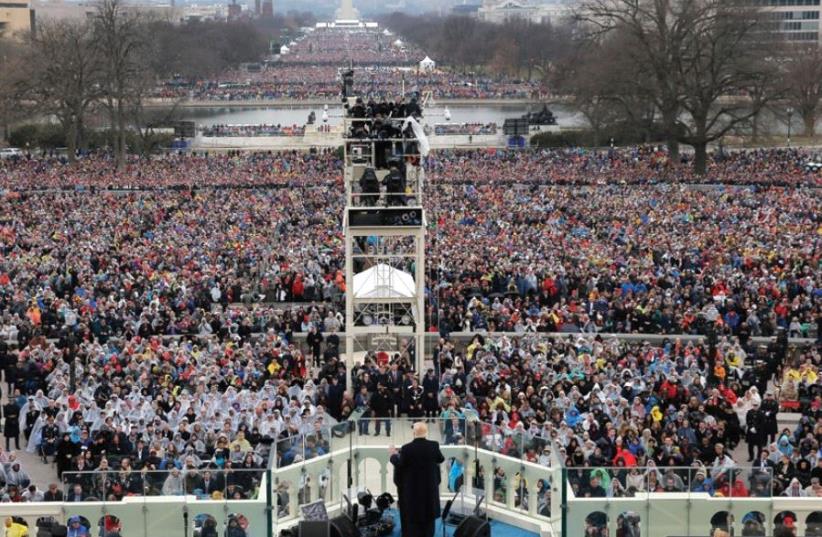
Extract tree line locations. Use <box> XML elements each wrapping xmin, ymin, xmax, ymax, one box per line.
<box><xmin>0</xmin><ymin>0</ymin><xmax>295</xmax><ymax>166</ymax></box>
<box><xmin>385</xmin><ymin>3</ymin><xmax>822</xmax><ymax>174</ymax></box>
<box><xmin>380</xmin><ymin>12</ymin><xmax>572</xmax><ymax>83</ymax></box>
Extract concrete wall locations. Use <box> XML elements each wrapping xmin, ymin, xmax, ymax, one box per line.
<box><xmin>566</xmin><ymin>493</ymin><xmax>822</xmax><ymax>537</ymax></box>
<box><xmin>0</xmin><ymin>473</ymin><xmax>270</xmax><ymax>537</ymax></box>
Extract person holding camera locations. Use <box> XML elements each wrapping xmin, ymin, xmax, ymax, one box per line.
<box><xmin>371</xmin><ymin>382</ymin><xmax>393</xmax><ymax>436</ymax></box>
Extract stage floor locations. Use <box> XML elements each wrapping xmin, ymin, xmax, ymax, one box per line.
<box><xmin>387</xmin><ymin>509</ymin><xmax>539</xmax><ymax>537</ymax></box>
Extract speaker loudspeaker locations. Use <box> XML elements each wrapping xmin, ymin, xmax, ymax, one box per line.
<box><xmin>454</xmin><ymin>515</ymin><xmax>490</xmax><ymax>537</ymax></box>
<box><xmin>329</xmin><ymin>515</ymin><xmax>359</xmax><ymax>537</ymax></box>
<box><xmin>299</xmin><ymin>521</ymin><xmax>330</xmax><ymax>537</ymax></box>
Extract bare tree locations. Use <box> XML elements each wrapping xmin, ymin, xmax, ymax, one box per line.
<box><xmin>489</xmin><ymin>36</ymin><xmax>520</xmax><ymax>78</ymax></box>
<box><xmin>579</xmin><ymin>0</ymin><xmax>777</xmax><ymax>172</ymax></box>
<box><xmin>784</xmin><ymin>44</ymin><xmax>822</xmax><ymax>138</ymax></box>
<box><xmin>555</xmin><ymin>31</ymin><xmax>659</xmax><ymax>146</ymax></box>
<box><xmin>0</xmin><ymin>39</ymin><xmax>28</xmax><ymax>142</ymax></box>
<box><xmin>554</xmin><ymin>41</ymin><xmax>625</xmax><ymax>145</ymax></box>
<box><xmin>672</xmin><ymin>1</ymin><xmax>775</xmax><ymax>173</ymax></box>
<box><xmin>747</xmin><ymin>64</ymin><xmax>785</xmax><ymax>143</ymax></box>
<box><xmin>25</xmin><ymin>20</ymin><xmax>102</xmax><ymax>160</ymax></box>
<box><xmin>578</xmin><ymin>0</ymin><xmax>694</xmax><ymax>160</ymax></box>
<box><xmin>380</xmin><ymin>12</ymin><xmax>570</xmax><ymax>81</ymax></box>
<box><xmin>93</xmin><ymin>0</ymin><xmax>153</xmax><ymax>169</ymax></box>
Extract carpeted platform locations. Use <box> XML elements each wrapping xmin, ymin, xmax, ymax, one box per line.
<box><xmin>386</xmin><ymin>509</ymin><xmax>538</xmax><ymax>537</ymax></box>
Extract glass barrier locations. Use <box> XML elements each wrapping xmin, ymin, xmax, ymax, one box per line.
<box><xmin>62</xmin><ymin>468</ymin><xmax>265</xmax><ymax>501</ymax></box>
<box><xmin>260</xmin><ymin>416</ymin><xmax>557</xmax><ymax>523</ymax></box>
<box><xmin>341</xmin><ymin>417</ymin><xmax>556</xmax><ymax>464</ymax></box>
<box><xmin>350</xmin><ymin>416</ymin><xmax>467</xmax><ymax>449</ymax></box>
<box><xmin>268</xmin><ymin>424</ymin><xmax>338</xmax><ymax>470</ymax></box>
<box><xmin>564</xmin><ymin>465</ymin><xmax>774</xmax><ymax>498</ymax></box>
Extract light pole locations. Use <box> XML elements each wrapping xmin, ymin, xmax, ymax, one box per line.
<box><xmin>787</xmin><ymin>106</ymin><xmax>794</xmax><ymax>147</ymax></box>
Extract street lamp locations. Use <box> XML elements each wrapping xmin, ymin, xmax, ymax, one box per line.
<box><xmin>786</xmin><ymin>106</ymin><xmax>794</xmax><ymax>147</ymax></box>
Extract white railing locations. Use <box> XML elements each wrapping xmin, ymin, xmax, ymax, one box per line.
<box><xmin>0</xmin><ymin>472</ymin><xmax>269</xmax><ymax>537</ymax></box>
<box><xmin>2</xmin><ymin>419</ymin><xmax>822</xmax><ymax>537</ymax></box>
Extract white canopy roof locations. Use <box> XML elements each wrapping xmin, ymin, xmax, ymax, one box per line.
<box><xmin>353</xmin><ymin>264</ymin><xmax>415</xmax><ymax>299</ymax></box>
<box><xmin>420</xmin><ymin>56</ymin><xmax>435</xmax><ymax>66</ymax></box>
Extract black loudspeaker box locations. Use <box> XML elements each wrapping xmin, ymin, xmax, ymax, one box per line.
<box><xmin>299</xmin><ymin>520</ymin><xmax>330</xmax><ymax>537</ymax></box>
<box><xmin>329</xmin><ymin>515</ymin><xmax>359</xmax><ymax>537</ymax></box>
<box><xmin>454</xmin><ymin>515</ymin><xmax>490</xmax><ymax>537</ymax></box>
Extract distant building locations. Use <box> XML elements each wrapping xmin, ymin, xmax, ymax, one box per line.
<box><xmin>179</xmin><ymin>3</ymin><xmax>224</xmax><ymax>22</ymax></box>
<box><xmin>261</xmin><ymin>0</ymin><xmax>273</xmax><ymax>18</ymax></box>
<box><xmin>755</xmin><ymin>0</ymin><xmax>821</xmax><ymax>44</ymax></box>
<box><xmin>476</xmin><ymin>0</ymin><xmax>570</xmax><ymax>25</ymax></box>
<box><xmin>336</xmin><ymin>0</ymin><xmax>359</xmax><ymax>22</ymax></box>
<box><xmin>227</xmin><ymin>0</ymin><xmax>241</xmax><ymax>19</ymax></box>
<box><xmin>0</xmin><ymin>0</ymin><xmax>34</xmax><ymax>39</ymax></box>
<box><xmin>452</xmin><ymin>3</ymin><xmax>481</xmax><ymax>16</ymax></box>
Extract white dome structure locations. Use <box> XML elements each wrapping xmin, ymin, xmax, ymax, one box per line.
<box><xmin>353</xmin><ymin>264</ymin><xmax>415</xmax><ymax>299</ymax></box>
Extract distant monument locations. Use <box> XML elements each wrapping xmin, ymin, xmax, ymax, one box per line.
<box><xmin>336</xmin><ymin>0</ymin><xmax>359</xmax><ymax>21</ymax></box>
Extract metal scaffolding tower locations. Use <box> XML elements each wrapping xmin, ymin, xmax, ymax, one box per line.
<box><xmin>341</xmin><ymin>91</ymin><xmax>427</xmax><ymax>390</ymax></box>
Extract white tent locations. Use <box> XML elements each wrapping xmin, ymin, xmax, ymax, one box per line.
<box><xmin>280</xmin><ymin>45</ymin><xmax>290</xmax><ymax>54</ymax></box>
<box><xmin>353</xmin><ymin>264</ymin><xmax>415</xmax><ymax>299</ymax></box>
<box><xmin>383</xmin><ymin>29</ymin><xmax>393</xmax><ymax>36</ymax></box>
<box><xmin>419</xmin><ymin>56</ymin><xmax>436</xmax><ymax>72</ymax></box>
<box><xmin>392</xmin><ymin>39</ymin><xmax>404</xmax><ymax>48</ymax></box>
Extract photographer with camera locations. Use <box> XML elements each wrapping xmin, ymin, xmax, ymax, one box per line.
<box><xmin>371</xmin><ymin>382</ymin><xmax>394</xmax><ymax>436</ymax></box>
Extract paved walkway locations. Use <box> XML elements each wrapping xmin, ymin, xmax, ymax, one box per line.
<box><xmin>1</xmin><ymin>374</ymin><xmax>61</xmax><ymax>491</ymax></box>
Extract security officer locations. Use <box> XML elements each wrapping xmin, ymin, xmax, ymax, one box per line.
<box><xmin>760</xmin><ymin>391</ymin><xmax>779</xmax><ymax>444</ymax></box>
<box><xmin>745</xmin><ymin>400</ymin><xmax>766</xmax><ymax>461</ymax></box>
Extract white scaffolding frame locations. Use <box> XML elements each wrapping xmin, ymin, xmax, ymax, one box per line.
<box><xmin>342</xmin><ymin>116</ymin><xmax>426</xmax><ymax>390</ymax></box>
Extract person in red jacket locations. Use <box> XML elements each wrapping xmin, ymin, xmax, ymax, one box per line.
<box><xmin>613</xmin><ymin>447</ymin><xmax>637</xmax><ymax>467</ymax></box>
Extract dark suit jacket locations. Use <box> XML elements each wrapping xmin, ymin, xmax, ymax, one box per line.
<box><xmin>3</xmin><ymin>403</ymin><xmax>19</xmax><ymax>436</ymax></box>
<box><xmin>390</xmin><ymin>437</ymin><xmax>445</xmax><ymax>523</ymax></box>
<box><xmin>202</xmin><ymin>474</ymin><xmax>225</xmax><ymax>495</ymax></box>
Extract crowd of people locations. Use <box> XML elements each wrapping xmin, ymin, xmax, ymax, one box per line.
<box><xmin>0</xmin><ymin>144</ymin><xmax>818</xmax><ymax>508</ymax></box>
<box><xmin>0</xmin><ymin>151</ymin><xmax>342</xmax><ymax>190</ymax></box>
<box><xmin>200</xmin><ymin>124</ymin><xmax>306</xmax><ymax>138</ymax></box>
<box><xmin>278</xmin><ymin>28</ymin><xmax>424</xmax><ymax>67</ymax></box>
<box><xmin>0</xmin><ymin>147</ymin><xmax>818</xmax><ymax>340</ymax></box>
<box><xmin>150</xmin><ymin>28</ymin><xmax>542</xmax><ymax>102</ymax></box>
<box><xmin>153</xmin><ymin>66</ymin><xmax>541</xmax><ymax>102</ymax></box>
<box><xmin>433</xmin><ymin>123</ymin><xmax>498</xmax><ymax>136</ymax></box>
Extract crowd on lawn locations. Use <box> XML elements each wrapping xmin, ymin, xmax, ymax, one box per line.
<box><xmin>200</xmin><ymin>124</ymin><xmax>306</xmax><ymax>138</ymax></box>
<box><xmin>277</xmin><ymin>28</ymin><xmax>425</xmax><ymax>67</ymax></box>
<box><xmin>151</xmin><ymin>28</ymin><xmax>542</xmax><ymax>102</ymax></box>
<box><xmin>433</xmin><ymin>123</ymin><xmax>498</xmax><ymax>136</ymax></box>
<box><xmin>153</xmin><ymin>66</ymin><xmax>541</xmax><ymax>102</ymax></box>
<box><xmin>0</xmin><ymin>145</ymin><xmax>817</xmax><ymax>509</ymax></box>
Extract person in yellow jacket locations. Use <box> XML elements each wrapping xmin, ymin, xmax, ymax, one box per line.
<box><xmin>4</xmin><ymin>517</ymin><xmax>28</xmax><ymax>537</ymax></box>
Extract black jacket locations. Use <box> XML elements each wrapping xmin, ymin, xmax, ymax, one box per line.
<box><xmin>2</xmin><ymin>403</ymin><xmax>19</xmax><ymax>436</ymax></box>
<box><xmin>760</xmin><ymin>398</ymin><xmax>779</xmax><ymax>434</ymax></box>
<box><xmin>370</xmin><ymin>389</ymin><xmax>393</xmax><ymax>417</ymax></box>
<box><xmin>390</xmin><ymin>437</ymin><xmax>444</xmax><ymax>523</ymax></box>
<box><xmin>745</xmin><ymin>408</ymin><xmax>766</xmax><ymax>443</ymax></box>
